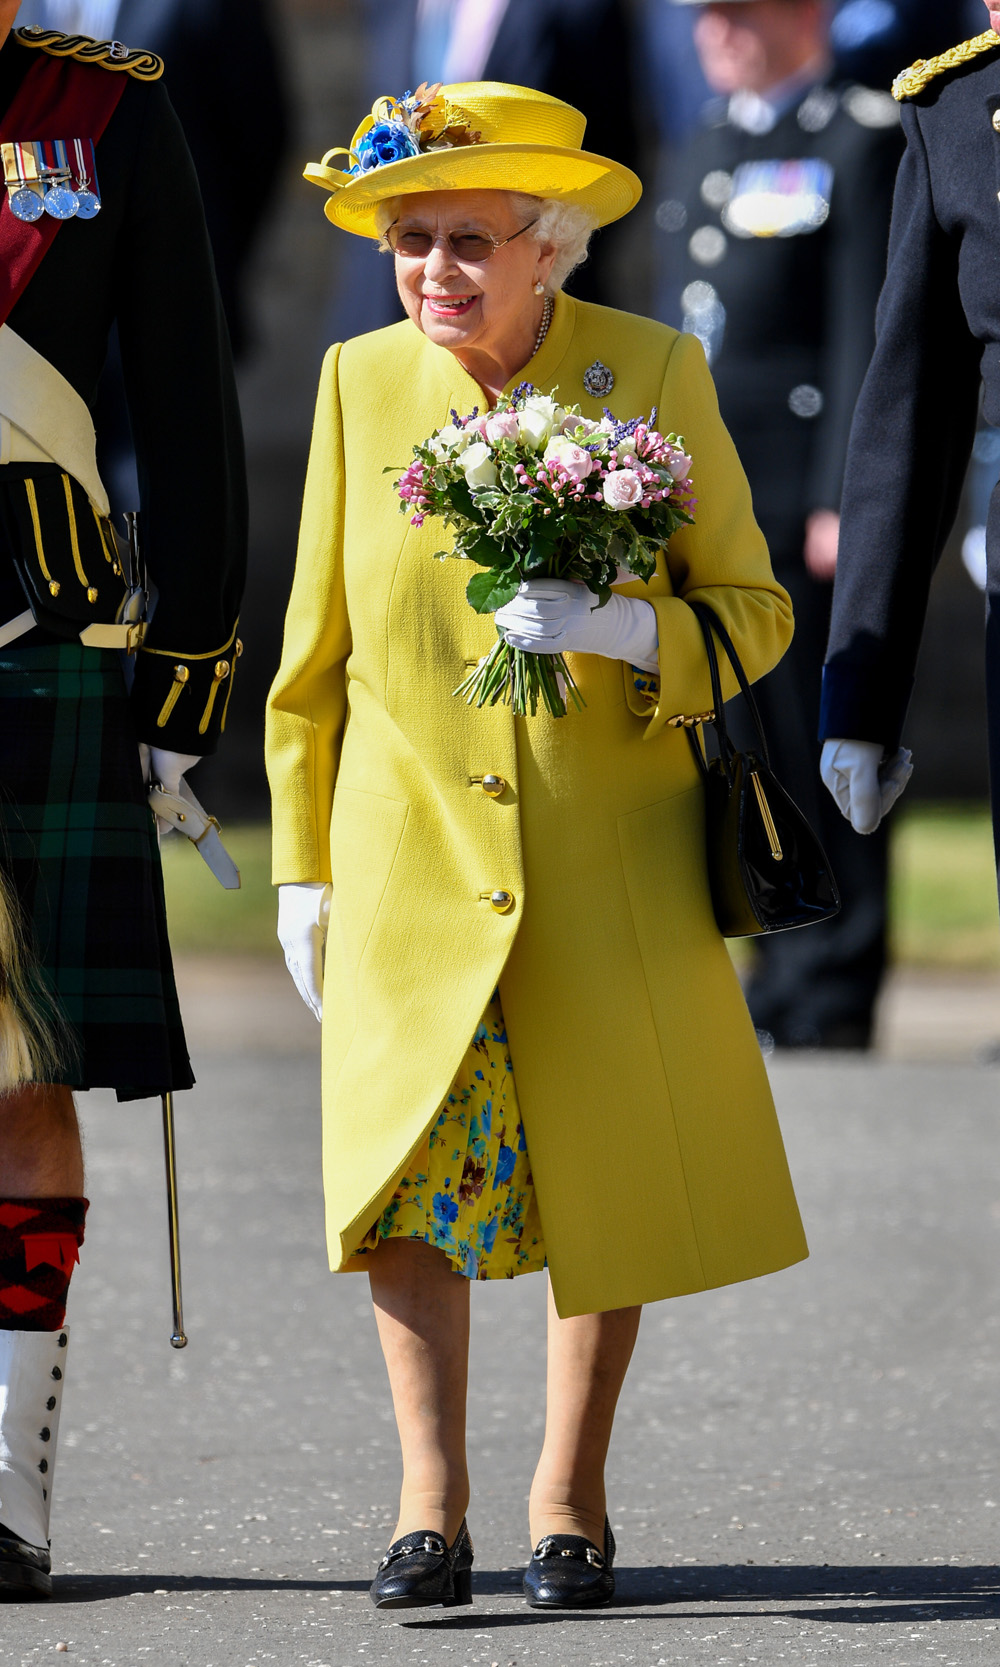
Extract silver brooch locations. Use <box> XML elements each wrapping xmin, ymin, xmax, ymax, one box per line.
<box><xmin>583</xmin><ymin>360</ymin><xmax>614</xmax><ymax>397</ymax></box>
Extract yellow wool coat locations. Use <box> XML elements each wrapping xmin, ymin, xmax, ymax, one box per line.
<box><xmin>266</xmin><ymin>291</ymin><xmax>808</xmax><ymax>1317</ymax></box>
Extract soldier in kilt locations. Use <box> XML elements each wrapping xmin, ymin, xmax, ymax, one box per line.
<box><xmin>0</xmin><ymin>8</ymin><xmax>246</xmax><ymax>1596</ymax></box>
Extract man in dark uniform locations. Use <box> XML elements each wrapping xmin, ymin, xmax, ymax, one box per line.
<box><xmin>0</xmin><ymin>14</ymin><xmax>246</xmax><ymax>1596</ymax></box>
<box><xmin>819</xmin><ymin>5</ymin><xmax>1000</xmax><ymax>895</ymax></box>
<box><xmin>657</xmin><ymin>0</ymin><xmax>904</xmax><ymax>1047</ymax></box>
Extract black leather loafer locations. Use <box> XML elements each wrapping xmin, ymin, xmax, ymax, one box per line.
<box><xmin>0</xmin><ymin>1522</ymin><xmax>52</xmax><ymax>1600</ymax></box>
<box><xmin>523</xmin><ymin>1516</ymin><xmax>615</xmax><ymax>1608</ymax></box>
<box><xmin>369</xmin><ymin>1519</ymin><xmax>473</xmax><ymax>1609</ymax></box>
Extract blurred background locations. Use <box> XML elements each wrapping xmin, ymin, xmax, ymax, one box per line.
<box><xmin>15</xmin><ymin>0</ymin><xmax>999</xmax><ymax>1037</ymax></box>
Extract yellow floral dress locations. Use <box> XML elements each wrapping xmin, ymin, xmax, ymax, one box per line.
<box><xmin>354</xmin><ymin>991</ymin><xmax>546</xmax><ymax>1279</ymax></box>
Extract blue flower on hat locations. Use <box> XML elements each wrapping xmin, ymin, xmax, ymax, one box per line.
<box><xmin>351</xmin><ymin>120</ymin><xmax>421</xmax><ymax>175</ymax></box>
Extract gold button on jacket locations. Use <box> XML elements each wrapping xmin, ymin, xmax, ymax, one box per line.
<box><xmin>266</xmin><ymin>292</ymin><xmax>806</xmax><ymax>1317</ymax></box>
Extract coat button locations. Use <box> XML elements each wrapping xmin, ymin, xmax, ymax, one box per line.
<box><xmin>993</xmin><ymin>108</ymin><xmax>1000</xmax><ymax>132</ymax></box>
<box><xmin>481</xmin><ymin>774</ymin><xmax>505</xmax><ymax>798</ymax></box>
<box><xmin>490</xmin><ymin>890</ymin><xmax>514</xmax><ymax>913</ymax></box>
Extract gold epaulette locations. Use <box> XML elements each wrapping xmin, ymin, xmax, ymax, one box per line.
<box><xmin>892</xmin><ymin>29</ymin><xmax>999</xmax><ymax>101</ymax></box>
<box><xmin>13</xmin><ymin>26</ymin><xmax>164</xmax><ymax>81</ymax></box>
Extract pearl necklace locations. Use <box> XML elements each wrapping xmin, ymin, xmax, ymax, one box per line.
<box><xmin>531</xmin><ymin>295</ymin><xmax>554</xmax><ymax>360</ymax></box>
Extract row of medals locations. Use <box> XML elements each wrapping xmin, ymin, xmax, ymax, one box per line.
<box><xmin>9</xmin><ymin>174</ymin><xmax>99</xmax><ymax>221</ymax></box>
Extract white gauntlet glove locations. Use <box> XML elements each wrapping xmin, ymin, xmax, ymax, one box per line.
<box><xmin>494</xmin><ymin>578</ymin><xmax>659</xmax><ymax>671</ymax></box>
<box><xmin>277</xmin><ymin>881</ymin><xmax>332</xmax><ymax>1022</ymax></box>
<box><xmin>139</xmin><ymin>747</ymin><xmax>204</xmax><ymax>833</ymax></box>
<box><xmin>820</xmin><ymin>738</ymin><xmax>913</xmax><ymax>834</ymax></box>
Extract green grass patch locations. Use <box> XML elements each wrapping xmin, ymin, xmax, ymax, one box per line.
<box><xmin>890</xmin><ymin>803</ymin><xmax>999</xmax><ymax>969</ymax></box>
<box><xmin>160</xmin><ymin>823</ymin><xmax>278</xmax><ymax>956</ymax></box>
<box><xmin>160</xmin><ymin>808</ymin><xmax>1000</xmax><ymax>969</ymax></box>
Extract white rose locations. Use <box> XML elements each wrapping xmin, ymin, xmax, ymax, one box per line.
<box><xmin>516</xmin><ymin>393</ymin><xmax>562</xmax><ymax>450</ymax></box>
<box><xmin>428</xmin><ymin>424</ymin><xmax>472</xmax><ymax>459</ymax></box>
<box><xmin>615</xmin><ymin>436</ymin><xmax>637</xmax><ymax>461</ymax></box>
<box><xmin>517</xmin><ymin>407</ymin><xmax>553</xmax><ymax>450</ymax></box>
<box><xmin>461</xmin><ymin>441</ymin><xmax>499</xmax><ymax>489</ymax></box>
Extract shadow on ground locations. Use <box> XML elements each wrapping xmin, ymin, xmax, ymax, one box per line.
<box><xmin>393</xmin><ymin>1564</ymin><xmax>1000</xmax><ymax>1627</ymax></box>
<box><xmin>48</xmin><ymin>1563</ymin><xmax>1000</xmax><ymax>1626</ymax></box>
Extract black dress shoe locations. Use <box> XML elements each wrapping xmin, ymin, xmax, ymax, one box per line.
<box><xmin>0</xmin><ymin>1522</ymin><xmax>52</xmax><ymax>1600</ymax></box>
<box><xmin>523</xmin><ymin>1517</ymin><xmax>615</xmax><ymax>1608</ymax></box>
<box><xmin>369</xmin><ymin>1519</ymin><xmax>473</xmax><ymax>1609</ymax></box>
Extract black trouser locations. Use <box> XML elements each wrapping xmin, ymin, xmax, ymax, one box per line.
<box><xmin>740</xmin><ymin>559</ymin><xmax>889</xmax><ymax>1047</ymax></box>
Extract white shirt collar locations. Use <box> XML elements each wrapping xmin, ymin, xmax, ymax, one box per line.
<box><xmin>727</xmin><ymin>55</ymin><xmax>832</xmax><ymax>135</ymax></box>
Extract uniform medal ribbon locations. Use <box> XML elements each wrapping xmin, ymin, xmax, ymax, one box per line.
<box><xmin>1</xmin><ymin>136</ymin><xmax>101</xmax><ymax>222</ymax></box>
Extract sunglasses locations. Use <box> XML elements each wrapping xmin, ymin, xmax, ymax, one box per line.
<box><xmin>385</xmin><ymin>218</ymin><xmax>538</xmax><ymax>262</ymax></box>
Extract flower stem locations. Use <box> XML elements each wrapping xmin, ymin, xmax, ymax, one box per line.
<box><xmin>452</xmin><ymin>636</ymin><xmax>586</xmax><ymax>718</ymax></box>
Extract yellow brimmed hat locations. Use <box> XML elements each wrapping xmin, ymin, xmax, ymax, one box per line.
<box><xmin>304</xmin><ymin>81</ymin><xmax>642</xmax><ymax>237</ymax></box>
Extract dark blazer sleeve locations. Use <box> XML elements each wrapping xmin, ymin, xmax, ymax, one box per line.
<box><xmin>806</xmin><ymin>112</ymin><xmax>903</xmax><ymax>513</ymax></box>
<box><xmin>115</xmin><ymin>81</ymin><xmax>248</xmax><ymax>754</ymax></box>
<box><xmin>820</xmin><ymin>99</ymin><xmax>982</xmax><ymax>749</ymax></box>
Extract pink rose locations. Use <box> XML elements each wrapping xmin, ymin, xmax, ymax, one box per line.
<box><xmin>543</xmin><ymin>437</ymin><xmax>594</xmax><ymax>483</ymax></box>
<box><xmin>484</xmin><ymin>410</ymin><xmax>520</xmax><ymax>443</ymax></box>
<box><xmin>602</xmin><ymin>468</ymin><xmax>642</xmax><ymax>510</ymax></box>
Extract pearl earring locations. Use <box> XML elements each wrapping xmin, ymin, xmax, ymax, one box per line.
<box><xmin>533</xmin><ymin>281</ymin><xmax>545</xmax><ymax>296</ymax></box>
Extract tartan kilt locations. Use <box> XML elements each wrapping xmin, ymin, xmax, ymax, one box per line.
<box><xmin>0</xmin><ymin>640</ymin><xmax>193</xmax><ymax>1101</ymax></box>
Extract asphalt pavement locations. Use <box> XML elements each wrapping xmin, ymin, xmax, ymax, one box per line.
<box><xmin>3</xmin><ymin>960</ymin><xmax>1000</xmax><ymax>1667</ymax></box>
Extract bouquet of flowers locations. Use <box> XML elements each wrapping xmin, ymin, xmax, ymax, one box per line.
<box><xmin>392</xmin><ymin>383</ymin><xmax>696</xmax><ymax>717</ymax></box>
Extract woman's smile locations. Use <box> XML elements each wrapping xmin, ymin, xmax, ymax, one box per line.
<box><xmin>423</xmin><ymin>293</ymin><xmax>479</xmax><ymax>318</ymax></box>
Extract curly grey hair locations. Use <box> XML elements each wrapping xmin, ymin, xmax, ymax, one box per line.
<box><xmin>374</xmin><ymin>192</ymin><xmax>597</xmax><ymax>295</ymax></box>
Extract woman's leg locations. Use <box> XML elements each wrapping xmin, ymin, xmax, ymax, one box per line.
<box><xmin>367</xmin><ymin>1236</ymin><xmax>471</xmax><ymax>1544</ymax></box>
<box><xmin>529</xmin><ymin>1281</ymin><xmax>641</xmax><ymax>1548</ymax></box>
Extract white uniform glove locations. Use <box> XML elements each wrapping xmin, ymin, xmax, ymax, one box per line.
<box><xmin>494</xmin><ymin>578</ymin><xmax>659</xmax><ymax>671</ymax></box>
<box><xmin>139</xmin><ymin>747</ymin><xmax>204</xmax><ymax>834</ymax></box>
<box><xmin>277</xmin><ymin>881</ymin><xmax>332</xmax><ymax>1022</ymax></box>
<box><xmin>820</xmin><ymin>738</ymin><xmax>914</xmax><ymax>834</ymax></box>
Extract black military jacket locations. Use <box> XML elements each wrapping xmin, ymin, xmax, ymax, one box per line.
<box><xmin>658</xmin><ymin>79</ymin><xmax>903</xmax><ymax>563</ymax></box>
<box><xmin>821</xmin><ymin>34</ymin><xmax>1000</xmax><ymax>804</ymax></box>
<box><xmin>819</xmin><ymin>33</ymin><xmax>1000</xmax><ymax>885</ymax></box>
<box><xmin>0</xmin><ymin>30</ymin><xmax>247</xmax><ymax>754</ymax></box>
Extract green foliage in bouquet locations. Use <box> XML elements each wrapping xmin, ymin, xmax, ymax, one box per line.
<box><xmin>392</xmin><ymin>383</ymin><xmax>696</xmax><ymax>717</ymax></box>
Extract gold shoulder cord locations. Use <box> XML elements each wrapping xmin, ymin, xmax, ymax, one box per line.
<box><xmin>13</xmin><ymin>26</ymin><xmax>164</xmax><ymax>81</ymax></box>
<box><xmin>893</xmin><ymin>29</ymin><xmax>1000</xmax><ymax>101</ymax></box>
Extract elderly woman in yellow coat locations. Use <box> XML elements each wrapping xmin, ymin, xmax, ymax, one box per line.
<box><xmin>266</xmin><ymin>81</ymin><xmax>807</xmax><ymax>1612</ymax></box>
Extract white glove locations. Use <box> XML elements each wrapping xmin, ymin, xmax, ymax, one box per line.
<box><xmin>139</xmin><ymin>745</ymin><xmax>203</xmax><ymax>792</ymax></box>
<box><xmin>277</xmin><ymin>881</ymin><xmax>332</xmax><ymax>1022</ymax></box>
<box><xmin>140</xmin><ymin>747</ymin><xmax>204</xmax><ymax>836</ymax></box>
<box><xmin>494</xmin><ymin>578</ymin><xmax>659</xmax><ymax>671</ymax></box>
<box><xmin>820</xmin><ymin>738</ymin><xmax>914</xmax><ymax>834</ymax></box>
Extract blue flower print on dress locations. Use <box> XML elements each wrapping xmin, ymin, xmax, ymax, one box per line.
<box><xmin>433</xmin><ymin>1190</ymin><xmax>459</xmax><ymax>1229</ymax></box>
<box><xmin>355</xmin><ymin>991</ymin><xmax>545</xmax><ymax>1280</ymax></box>
<box><xmin>493</xmin><ymin>1140</ymin><xmax>517</xmax><ymax>1189</ymax></box>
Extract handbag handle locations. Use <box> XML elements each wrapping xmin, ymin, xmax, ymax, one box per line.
<box><xmin>684</xmin><ymin>600</ymin><xmax>772</xmax><ymax>781</ymax></box>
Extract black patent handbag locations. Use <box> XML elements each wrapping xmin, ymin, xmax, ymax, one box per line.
<box><xmin>685</xmin><ymin>600</ymin><xmax>841</xmax><ymax>938</ymax></box>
